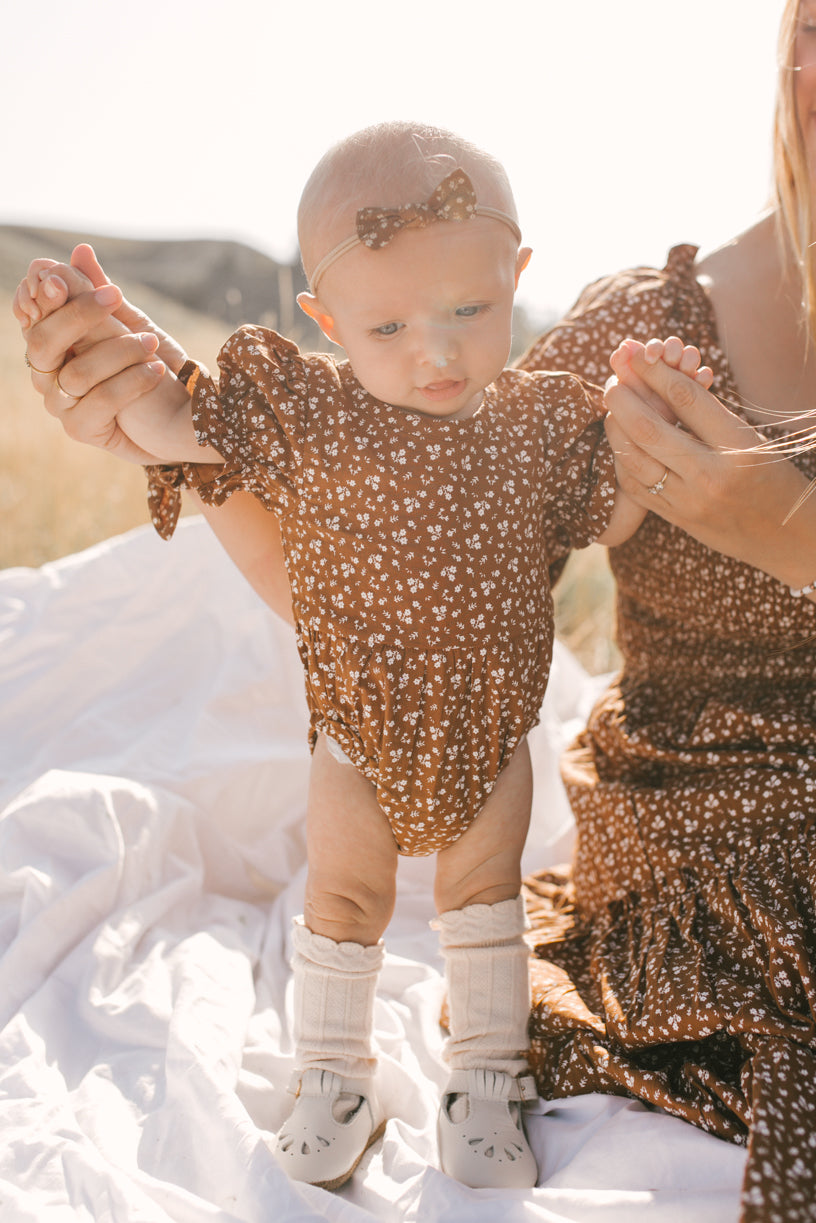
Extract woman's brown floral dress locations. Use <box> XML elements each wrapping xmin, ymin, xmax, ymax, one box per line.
<box><xmin>518</xmin><ymin>246</ymin><xmax>816</xmax><ymax>1223</ymax></box>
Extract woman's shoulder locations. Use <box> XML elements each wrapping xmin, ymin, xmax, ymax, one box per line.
<box><xmin>571</xmin><ymin>244</ymin><xmax>700</xmax><ymax>318</ymax></box>
<box><xmin>516</xmin><ymin>245</ymin><xmax>708</xmax><ymax>382</ymax></box>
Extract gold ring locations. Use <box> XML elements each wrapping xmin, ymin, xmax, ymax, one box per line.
<box><xmin>55</xmin><ymin>367</ymin><xmax>78</xmax><ymax>399</ymax></box>
<box><xmin>25</xmin><ymin>351</ymin><xmax>62</xmax><ymax>375</ymax></box>
<box><xmin>647</xmin><ymin>467</ymin><xmax>670</xmax><ymax>495</ymax></box>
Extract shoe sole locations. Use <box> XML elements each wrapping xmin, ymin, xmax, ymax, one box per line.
<box><xmin>313</xmin><ymin>1118</ymin><xmax>387</xmax><ymax>1191</ymax></box>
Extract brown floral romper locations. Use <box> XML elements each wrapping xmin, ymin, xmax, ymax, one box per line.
<box><xmin>149</xmin><ymin>326</ymin><xmax>615</xmax><ymax>855</ymax></box>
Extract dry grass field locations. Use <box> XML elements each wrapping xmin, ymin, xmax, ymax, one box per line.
<box><xmin>1</xmin><ymin>228</ymin><xmax>619</xmax><ymax>675</ymax></box>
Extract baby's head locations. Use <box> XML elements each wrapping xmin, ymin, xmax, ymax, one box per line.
<box><xmin>296</xmin><ymin>122</ymin><xmax>531</xmax><ymax>421</ymax></box>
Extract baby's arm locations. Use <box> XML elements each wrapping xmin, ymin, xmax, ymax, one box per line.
<box><xmin>596</xmin><ymin>338</ymin><xmax>714</xmax><ymax>546</ymax></box>
<box><xmin>16</xmin><ymin>256</ymin><xmax>296</xmax><ymax>622</ymax></box>
<box><xmin>18</xmin><ymin>257</ymin><xmax>221</xmax><ymax>465</ymax></box>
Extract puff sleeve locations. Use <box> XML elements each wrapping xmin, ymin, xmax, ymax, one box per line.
<box><xmin>534</xmin><ymin>371</ymin><xmax>617</xmax><ymax>553</ymax></box>
<box><xmin>145</xmin><ymin>326</ymin><xmax>310</xmax><ymax>539</ymax></box>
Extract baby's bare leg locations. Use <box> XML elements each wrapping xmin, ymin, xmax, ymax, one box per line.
<box><xmin>305</xmin><ymin>735</ymin><xmax>399</xmax><ymax>946</ymax></box>
<box><xmin>433</xmin><ymin>738</ymin><xmax>532</xmax><ymax>914</ymax></box>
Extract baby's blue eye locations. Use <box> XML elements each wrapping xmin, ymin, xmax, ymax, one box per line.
<box><xmin>373</xmin><ymin>321</ymin><xmax>401</xmax><ymax>336</ymax></box>
<box><xmin>455</xmin><ymin>305</ymin><xmax>482</xmax><ymax>318</ymax></box>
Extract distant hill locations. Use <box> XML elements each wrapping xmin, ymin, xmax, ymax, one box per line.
<box><xmin>0</xmin><ymin>224</ymin><xmax>324</xmax><ymax>351</ymax></box>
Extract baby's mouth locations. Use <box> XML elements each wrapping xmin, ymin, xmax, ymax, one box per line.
<box><xmin>419</xmin><ymin>379</ymin><xmax>466</xmax><ymax>402</ymax></box>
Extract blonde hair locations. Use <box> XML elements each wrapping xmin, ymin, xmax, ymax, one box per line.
<box><xmin>297</xmin><ymin>121</ymin><xmax>519</xmax><ymax>284</ymax></box>
<box><xmin>759</xmin><ymin>0</ymin><xmax>816</xmax><ymax>477</ymax></box>
<box><xmin>774</xmin><ymin>0</ymin><xmax>816</xmax><ymax>338</ymax></box>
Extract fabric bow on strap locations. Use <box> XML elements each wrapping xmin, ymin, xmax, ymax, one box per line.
<box><xmin>356</xmin><ymin>170</ymin><xmax>477</xmax><ymax>249</ymax></box>
<box><xmin>307</xmin><ymin>168</ymin><xmax>522</xmax><ymax>291</ymax></box>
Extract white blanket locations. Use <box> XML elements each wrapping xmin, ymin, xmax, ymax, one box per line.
<box><xmin>0</xmin><ymin>519</ymin><xmax>746</xmax><ymax>1222</ymax></box>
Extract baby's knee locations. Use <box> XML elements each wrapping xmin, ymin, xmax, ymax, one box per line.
<box><xmin>304</xmin><ymin>871</ymin><xmax>395</xmax><ymax>946</ymax></box>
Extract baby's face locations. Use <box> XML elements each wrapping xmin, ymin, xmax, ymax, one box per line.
<box><xmin>316</xmin><ymin>219</ymin><xmax>526</xmax><ymax>420</ymax></box>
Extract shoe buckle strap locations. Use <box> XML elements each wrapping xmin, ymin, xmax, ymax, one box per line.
<box><xmin>515</xmin><ymin>1074</ymin><xmax>538</xmax><ymax>1103</ymax></box>
<box><xmin>443</xmin><ymin>1069</ymin><xmax>538</xmax><ymax>1104</ymax></box>
<box><xmin>288</xmin><ymin>1068</ymin><xmax>375</xmax><ymax>1098</ymax></box>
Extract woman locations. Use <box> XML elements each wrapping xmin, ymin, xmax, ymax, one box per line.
<box><xmin>516</xmin><ymin>3</ymin><xmax>816</xmax><ymax>1220</ymax></box>
<box><xmin>14</xmin><ymin>5</ymin><xmax>816</xmax><ymax>1217</ymax></box>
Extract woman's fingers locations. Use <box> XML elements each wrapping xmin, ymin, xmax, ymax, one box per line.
<box><xmin>19</xmin><ymin>244</ymin><xmax>186</xmax><ymax>373</ymax></box>
<box><xmin>609</xmin><ymin>344</ymin><xmax>678</xmax><ymax>424</ymax></box>
<box><xmin>22</xmin><ymin>284</ymin><xmax>124</xmax><ymax>384</ymax></box>
<box><xmin>612</xmin><ymin>343</ymin><xmax>756</xmax><ymax>451</ymax></box>
<box><xmin>47</xmin><ymin>332</ymin><xmax>161</xmax><ymax>409</ymax></box>
<box><xmin>604</xmin><ymin>405</ymin><xmax>685</xmax><ymax>508</ymax></box>
<box><xmin>14</xmin><ymin>249</ymin><xmax>180</xmax><ymax>466</ymax></box>
<box><xmin>70</xmin><ymin>243</ymin><xmax>109</xmax><ymax>289</ymax></box>
<box><xmin>605</xmin><ymin>375</ymin><xmax>702</xmax><ymax>457</ymax></box>
<box><xmin>603</xmin><ymin>343</ymin><xmax>816</xmax><ymax>579</ymax></box>
<box><xmin>69</xmin><ymin>243</ymin><xmax>187</xmax><ymax>370</ymax></box>
<box><xmin>47</xmin><ymin>343</ymin><xmax>167</xmax><ymax>464</ymax></box>
<box><xmin>112</xmin><ymin>296</ymin><xmax>187</xmax><ymax>371</ymax></box>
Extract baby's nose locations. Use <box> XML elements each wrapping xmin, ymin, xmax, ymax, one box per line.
<box><xmin>420</xmin><ymin>325</ymin><xmax>456</xmax><ymax>367</ymax></box>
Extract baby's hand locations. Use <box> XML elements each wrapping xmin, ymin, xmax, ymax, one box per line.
<box><xmin>14</xmin><ymin>257</ymin><xmax>65</xmax><ymax>327</ymax></box>
<box><xmin>15</xmin><ymin>242</ymin><xmax>115</xmax><ymax>328</ymax></box>
<box><xmin>14</xmin><ymin>247</ymin><xmax>170</xmax><ymax>464</ymax></box>
<box><xmin>25</xmin><ymin>260</ymin><xmax>131</xmax><ymax>353</ymax></box>
<box><xmin>608</xmin><ymin>337</ymin><xmax>714</xmax><ymax>424</ymax></box>
<box><xmin>639</xmin><ymin>337</ymin><xmax>714</xmax><ymax>388</ymax></box>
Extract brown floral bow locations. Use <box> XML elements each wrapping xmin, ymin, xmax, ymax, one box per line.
<box><xmin>355</xmin><ymin>170</ymin><xmax>477</xmax><ymax>249</ymax></box>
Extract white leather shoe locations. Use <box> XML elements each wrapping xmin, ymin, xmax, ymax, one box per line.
<box><xmin>274</xmin><ymin>1069</ymin><xmax>386</xmax><ymax>1190</ymax></box>
<box><xmin>437</xmin><ymin>1068</ymin><xmax>538</xmax><ymax>1188</ymax></box>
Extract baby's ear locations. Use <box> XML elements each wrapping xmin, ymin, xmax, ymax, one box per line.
<box><xmin>515</xmin><ymin>247</ymin><xmax>533</xmax><ymax>287</ymax></box>
<box><xmin>297</xmin><ymin>292</ymin><xmax>338</xmax><ymax>343</ymax></box>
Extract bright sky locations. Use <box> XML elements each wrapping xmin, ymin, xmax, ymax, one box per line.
<box><xmin>4</xmin><ymin>0</ymin><xmax>787</xmax><ymax>320</ymax></box>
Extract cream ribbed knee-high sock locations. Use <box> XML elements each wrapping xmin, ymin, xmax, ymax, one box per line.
<box><xmin>433</xmin><ymin>895</ymin><xmax>531</xmax><ymax>1076</ymax></box>
<box><xmin>291</xmin><ymin>916</ymin><xmax>384</xmax><ymax>1082</ymax></box>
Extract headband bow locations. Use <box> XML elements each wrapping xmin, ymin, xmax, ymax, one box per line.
<box><xmin>356</xmin><ymin>170</ymin><xmax>477</xmax><ymax>249</ymax></box>
<box><xmin>307</xmin><ymin>169</ymin><xmax>522</xmax><ymax>291</ymax></box>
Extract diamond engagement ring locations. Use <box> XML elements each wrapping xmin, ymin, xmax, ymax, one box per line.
<box><xmin>647</xmin><ymin>468</ymin><xmax>670</xmax><ymax>495</ymax></box>
<box><xmin>24</xmin><ymin>351</ymin><xmax>62</xmax><ymax>375</ymax></box>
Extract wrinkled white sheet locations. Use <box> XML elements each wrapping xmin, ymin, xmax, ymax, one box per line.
<box><xmin>0</xmin><ymin>519</ymin><xmax>747</xmax><ymax>1222</ymax></box>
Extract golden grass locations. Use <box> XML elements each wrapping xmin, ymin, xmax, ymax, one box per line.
<box><xmin>2</xmin><ymin>299</ymin><xmax>618</xmax><ymax>674</ymax></box>
<box><xmin>553</xmin><ymin>545</ymin><xmax>620</xmax><ymax>675</ymax></box>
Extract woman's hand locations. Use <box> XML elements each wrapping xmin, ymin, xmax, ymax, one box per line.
<box><xmin>14</xmin><ymin>245</ymin><xmax>182</xmax><ymax>464</ymax></box>
<box><xmin>604</xmin><ymin>339</ymin><xmax>816</xmax><ymax>592</ymax></box>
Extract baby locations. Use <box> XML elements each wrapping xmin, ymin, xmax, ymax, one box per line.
<box><xmin>17</xmin><ymin>121</ymin><xmax>709</xmax><ymax>1191</ymax></box>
